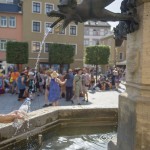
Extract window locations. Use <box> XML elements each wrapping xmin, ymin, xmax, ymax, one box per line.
<box><xmin>69</xmin><ymin>44</ymin><xmax>77</xmax><ymax>55</ymax></box>
<box><xmin>1</xmin><ymin>16</ymin><xmax>7</xmax><ymax>27</ymax></box>
<box><xmin>92</xmin><ymin>39</ymin><xmax>99</xmax><ymax>45</ymax></box>
<box><xmin>6</xmin><ymin>0</ymin><xmax>13</xmax><ymax>3</ymax></box>
<box><xmin>70</xmin><ymin>25</ymin><xmax>77</xmax><ymax>35</ymax></box>
<box><xmin>45</xmin><ymin>3</ymin><xmax>54</xmax><ymax>14</ymax></box>
<box><xmin>59</xmin><ymin>28</ymin><xmax>66</xmax><ymax>35</ymax></box>
<box><xmin>89</xmin><ymin>41</ymin><xmax>93</xmax><ymax>46</ymax></box>
<box><xmin>45</xmin><ymin>22</ymin><xmax>53</xmax><ymax>34</ymax></box>
<box><xmin>93</xmin><ymin>29</ymin><xmax>99</xmax><ymax>36</ymax></box>
<box><xmin>100</xmin><ymin>29</ymin><xmax>105</xmax><ymax>36</ymax></box>
<box><xmin>84</xmin><ymin>28</ymin><xmax>89</xmax><ymax>35</ymax></box>
<box><xmin>84</xmin><ymin>39</ymin><xmax>89</xmax><ymax>46</ymax></box>
<box><xmin>0</xmin><ymin>40</ymin><xmax>7</xmax><ymax>51</ymax></box>
<box><xmin>32</xmin><ymin>21</ymin><xmax>41</xmax><ymax>32</ymax></box>
<box><xmin>9</xmin><ymin>17</ymin><xmax>16</xmax><ymax>27</ymax></box>
<box><xmin>120</xmin><ymin>53</ymin><xmax>123</xmax><ymax>60</ymax></box>
<box><xmin>32</xmin><ymin>42</ymin><xmax>40</xmax><ymax>53</ymax></box>
<box><xmin>44</xmin><ymin>43</ymin><xmax>53</xmax><ymax>53</ymax></box>
<box><xmin>32</xmin><ymin>2</ymin><xmax>41</xmax><ymax>13</ymax></box>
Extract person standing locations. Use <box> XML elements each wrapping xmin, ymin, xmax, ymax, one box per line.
<box><xmin>43</xmin><ymin>70</ymin><xmax>52</xmax><ymax>107</ymax></box>
<box><xmin>10</xmin><ymin>68</ymin><xmax>20</xmax><ymax>94</ymax></box>
<box><xmin>82</xmin><ymin>68</ymin><xmax>91</xmax><ymax>102</ymax></box>
<box><xmin>48</xmin><ymin>71</ymin><xmax>67</xmax><ymax>106</ymax></box>
<box><xmin>65</xmin><ymin>69</ymin><xmax>74</xmax><ymax>101</ymax></box>
<box><xmin>17</xmin><ymin>73</ymin><xmax>26</xmax><ymax>101</ymax></box>
<box><xmin>60</xmin><ymin>71</ymin><xmax>67</xmax><ymax>98</ymax></box>
<box><xmin>28</xmin><ymin>72</ymin><xmax>37</xmax><ymax>100</ymax></box>
<box><xmin>113</xmin><ymin>68</ymin><xmax>119</xmax><ymax>90</ymax></box>
<box><xmin>0</xmin><ymin>73</ymin><xmax>4</xmax><ymax>95</ymax></box>
<box><xmin>71</xmin><ymin>68</ymin><xmax>83</xmax><ymax>105</ymax></box>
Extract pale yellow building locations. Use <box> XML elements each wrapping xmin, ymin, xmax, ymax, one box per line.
<box><xmin>22</xmin><ymin>0</ymin><xmax>84</xmax><ymax>70</ymax></box>
<box><xmin>100</xmin><ymin>34</ymin><xmax>116</xmax><ymax>67</ymax></box>
<box><xmin>100</xmin><ymin>34</ymin><xmax>127</xmax><ymax>67</ymax></box>
<box><xmin>116</xmin><ymin>40</ymin><xmax>126</xmax><ymax>65</ymax></box>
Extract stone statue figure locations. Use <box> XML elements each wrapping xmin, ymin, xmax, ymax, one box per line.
<box><xmin>47</xmin><ymin>0</ymin><xmax>138</xmax><ymax>46</ymax></box>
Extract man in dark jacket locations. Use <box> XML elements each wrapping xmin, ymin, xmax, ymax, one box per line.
<box><xmin>65</xmin><ymin>69</ymin><xmax>74</xmax><ymax>101</ymax></box>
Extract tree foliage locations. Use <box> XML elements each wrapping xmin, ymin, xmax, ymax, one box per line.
<box><xmin>6</xmin><ymin>41</ymin><xmax>29</xmax><ymax>64</ymax></box>
<box><xmin>85</xmin><ymin>45</ymin><xmax>110</xmax><ymax>65</ymax></box>
<box><xmin>48</xmin><ymin>43</ymin><xmax>75</xmax><ymax>65</ymax></box>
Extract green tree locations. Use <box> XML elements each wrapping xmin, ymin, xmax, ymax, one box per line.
<box><xmin>85</xmin><ymin>45</ymin><xmax>110</xmax><ymax>82</ymax></box>
<box><xmin>48</xmin><ymin>43</ymin><xmax>75</xmax><ymax>73</ymax></box>
<box><xmin>6</xmin><ymin>41</ymin><xmax>29</xmax><ymax>71</ymax></box>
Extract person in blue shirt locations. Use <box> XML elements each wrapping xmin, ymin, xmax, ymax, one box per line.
<box><xmin>65</xmin><ymin>69</ymin><xmax>74</xmax><ymax>101</ymax></box>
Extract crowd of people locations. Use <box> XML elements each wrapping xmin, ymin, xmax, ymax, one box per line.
<box><xmin>94</xmin><ymin>67</ymin><xmax>126</xmax><ymax>91</ymax></box>
<box><xmin>0</xmin><ymin>66</ymin><xmax>126</xmax><ymax>107</ymax></box>
<box><xmin>0</xmin><ymin>66</ymin><xmax>126</xmax><ymax>123</ymax></box>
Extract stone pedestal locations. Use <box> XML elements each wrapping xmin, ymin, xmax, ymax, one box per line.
<box><xmin>117</xmin><ymin>1</ymin><xmax>150</xmax><ymax>150</ymax></box>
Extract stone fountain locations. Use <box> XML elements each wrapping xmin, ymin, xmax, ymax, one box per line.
<box><xmin>47</xmin><ymin>0</ymin><xmax>150</xmax><ymax>149</ymax></box>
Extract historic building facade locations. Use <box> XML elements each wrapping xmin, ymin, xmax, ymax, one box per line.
<box><xmin>100</xmin><ymin>34</ymin><xmax>127</xmax><ymax>67</ymax></box>
<box><xmin>100</xmin><ymin>34</ymin><xmax>116</xmax><ymax>67</ymax></box>
<box><xmin>0</xmin><ymin>0</ymin><xmax>84</xmax><ymax>71</ymax></box>
<box><xmin>22</xmin><ymin>0</ymin><xmax>84</xmax><ymax>70</ymax></box>
<box><xmin>0</xmin><ymin>1</ymin><xmax>23</xmax><ymax>64</ymax></box>
<box><xmin>84</xmin><ymin>21</ymin><xmax>111</xmax><ymax>47</ymax></box>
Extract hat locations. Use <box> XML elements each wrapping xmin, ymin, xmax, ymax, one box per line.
<box><xmin>69</xmin><ymin>69</ymin><xmax>72</xmax><ymax>72</ymax></box>
<box><xmin>46</xmin><ymin>69</ymin><xmax>53</xmax><ymax>74</ymax></box>
<box><xmin>51</xmin><ymin>71</ymin><xmax>59</xmax><ymax>78</ymax></box>
<box><xmin>75</xmin><ymin>68</ymin><xmax>82</xmax><ymax>73</ymax></box>
<box><xmin>28</xmin><ymin>72</ymin><xmax>35</xmax><ymax>76</ymax></box>
<box><xmin>21</xmin><ymin>72</ymin><xmax>25</xmax><ymax>76</ymax></box>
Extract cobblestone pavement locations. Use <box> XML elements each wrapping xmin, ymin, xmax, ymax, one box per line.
<box><xmin>0</xmin><ymin>89</ymin><xmax>122</xmax><ymax>114</ymax></box>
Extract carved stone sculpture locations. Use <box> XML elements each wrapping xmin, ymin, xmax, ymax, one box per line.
<box><xmin>47</xmin><ymin>0</ymin><xmax>138</xmax><ymax>35</ymax></box>
<box><xmin>114</xmin><ymin>0</ymin><xmax>139</xmax><ymax>46</ymax></box>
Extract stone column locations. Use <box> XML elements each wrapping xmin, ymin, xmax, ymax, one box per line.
<box><xmin>117</xmin><ymin>1</ymin><xmax>150</xmax><ymax>150</ymax></box>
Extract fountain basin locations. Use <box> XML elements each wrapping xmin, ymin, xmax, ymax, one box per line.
<box><xmin>0</xmin><ymin>106</ymin><xmax>118</xmax><ymax>150</ymax></box>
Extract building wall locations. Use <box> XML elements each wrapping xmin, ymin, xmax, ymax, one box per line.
<box><xmin>0</xmin><ymin>12</ymin><xmax>23</xmax><ymax>61</ymax></box>
<box><xmin>22</xmin><ymin>0</ymin><xmax>84</xmax><ymax>70</ymax></box>
<box><xmin>84</xmin><ymin>21</ymin><xmax>111</xmax><ymax>47</ymax></box>
<box><xmin>100</xmin><ymin>35</ymin><xmax>116</xmax><ymax>67</ymax></box>
<box><xmin>116</xmin><ymin>40</ymin><xmax>127</xmax><ymax>62</ymax></box>
<box><xmin>0</xmin><ymin>13</ymin><xmax>23</xmax><ymax>41</ymax></box>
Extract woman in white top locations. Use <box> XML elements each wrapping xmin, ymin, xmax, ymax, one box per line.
<box><xmin>43</xmin><ymin>70</ymin><xmax>52</xmax><ymax>107</ymax></box>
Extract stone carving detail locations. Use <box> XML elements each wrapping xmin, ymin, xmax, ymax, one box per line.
<box><xmin>114</xmin><ymin>0</ymin><xmax>139</xmax><ymax>46</ymax></box>
<box><xmin>127</xmin><ymin>50</ymin><xmax>139</xmax><ymax>74</ymax></box>
<box><xmin>47</xmin><ymin>0</ymin><xmax>139</xmax><ymax>39</ymax></box>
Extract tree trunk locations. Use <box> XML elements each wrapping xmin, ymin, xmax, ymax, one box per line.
<box><xmin>60</xmin><ymin>64</ymin><xmax>64</xmax><ymax>74</ymax></box>
<box><xmin>16</xmin><ymin>64</ymin><xmax>23</xmax><ymax>72</ymax></box>
<box><xmin>96</xmin><ymin>64</ymin><xmax>98</xmax><ymax>83</ymax></box>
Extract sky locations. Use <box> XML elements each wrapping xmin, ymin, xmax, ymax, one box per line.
<box><xmin>105</xmin><ymin>0</ymin><xmax>122</xmax><ymax>29</ymax></box>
